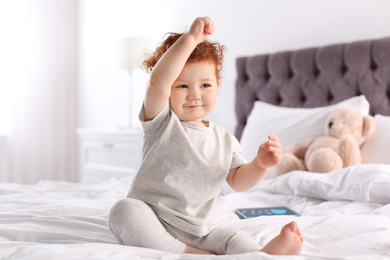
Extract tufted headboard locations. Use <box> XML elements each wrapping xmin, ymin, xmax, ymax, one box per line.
<box><xmin>235</xmin><ymin>37</ymin><xmax>390</xmax><ymax>140</ymax></box>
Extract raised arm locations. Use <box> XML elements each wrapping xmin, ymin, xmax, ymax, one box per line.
<box><xmin>226</xmin><ymin>135</ymin><xmax>282</xmax><ymax>192</ymax></box>
<box><xmin>143</xmin><ymin>17</ymin><xmax>215</xmax><ymax>121</ymax></box>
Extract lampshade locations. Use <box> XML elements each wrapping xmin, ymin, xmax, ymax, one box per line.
<box><xmin>117</xmin><ymin>38</ymin><xmax>151</xmax><ymax>72</ymax></box>
<box><xmin>116</xmin><ymin>38</ymin><xmax>151</xmax><ymax>130</ymax></box>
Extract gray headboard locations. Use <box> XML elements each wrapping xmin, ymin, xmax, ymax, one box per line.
<box><xmin>235</xmin><ymin>37</ymin><xmax>390</xmax><ymax>140</ymax></box>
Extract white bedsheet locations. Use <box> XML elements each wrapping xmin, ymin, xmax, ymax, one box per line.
<box><xmin>1</xmin><ymin>165</ymin><xmax>390</xmax><ymax>259</ymax></box>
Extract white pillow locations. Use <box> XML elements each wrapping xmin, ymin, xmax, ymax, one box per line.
<box><xmin>240</xmin><ymin>95</ymin><xmax>370</xmax><ymax>178</ymax></box>
<box><xmin>361</xmin><ymin>114</ymin><xmax>390</xmax><ymax>164</ymax></box>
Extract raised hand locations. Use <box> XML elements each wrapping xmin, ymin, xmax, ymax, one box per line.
<box><xmin>188</xmin><ymin>17</ymin><xmax>215</xmax><ymax>44</ymax></box>
<box><xmin>256</xmin><ymin>135</ymin><xmax>282</xmax><ymax>168</ymax></box>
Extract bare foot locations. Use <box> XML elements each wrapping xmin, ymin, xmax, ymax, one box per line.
<box><xmin>261</xmin><ymin>221</ymin><xmax>303</xmax><ymax>255</ymax></box>
<box><xmin>184</xmin><ymin>245</ymin><xmax>213</xmax><ymax>255</ymax></box>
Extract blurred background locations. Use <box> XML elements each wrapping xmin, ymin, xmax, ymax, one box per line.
<box><xmin>1</xmin><ymin>0</ymin><xmax>389</xmax><ymax>183</ymax></box>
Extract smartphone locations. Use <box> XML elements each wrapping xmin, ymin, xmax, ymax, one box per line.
<box><xmin>235</xmin><ymin>206</ymin><xmax>300</xmax><ymax>219</ymax></box>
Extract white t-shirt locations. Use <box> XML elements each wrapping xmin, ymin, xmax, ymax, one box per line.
<box><xmin>127</xmin><ymin>103</ymin><xmax>246</xmax><ymax>236</ymax></box>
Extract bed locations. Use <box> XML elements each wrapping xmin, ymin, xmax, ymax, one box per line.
<box><xmin>1</xmin><ymin>37</ymin><xmax>390</xmax><ymax>260</ymax></box>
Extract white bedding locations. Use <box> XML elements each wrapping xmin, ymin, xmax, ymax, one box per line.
<box><xmin>1</xmin><ymin>165</ymin><xmax>390</xmax><ymax>259</ymax></box>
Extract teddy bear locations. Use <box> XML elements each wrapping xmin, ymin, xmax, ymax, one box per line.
<box><xmin>274</xmin><ymin>107</ymin><xmax>376</xmax><ymax>176</ymax></box>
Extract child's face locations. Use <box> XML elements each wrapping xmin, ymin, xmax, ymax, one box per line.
<box><xmin>170</xmin><ymin>61</ymin><xmax>219</xmax><ymax>126</ymax></box>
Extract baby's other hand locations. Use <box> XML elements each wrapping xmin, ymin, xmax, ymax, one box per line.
<box><xmin>256</xmin><ymin>135</ymin><xmax>282</xmax><ymax>168</ymax></box>
<box><xmin>188</xmin><ymin>17</ymin><xmax>215</xmax><ymax>44</ymax></box>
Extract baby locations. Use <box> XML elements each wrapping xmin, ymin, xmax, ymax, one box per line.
<box><xmin>108</xmin><ymin>17</ymin><xmax>303</xmax><ymax>255</ymax></box>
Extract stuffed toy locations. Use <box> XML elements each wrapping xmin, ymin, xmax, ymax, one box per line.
<box><xmin>274</xmin><ymin>107</ymin><xmax>376</xmax><ymax>176</ymax></box>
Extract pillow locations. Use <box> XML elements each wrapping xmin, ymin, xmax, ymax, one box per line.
<box><xmin>240</xmin><ymin>95</ymin><xmax>370</xmax><ymax>178</ymax></box>
<box><xmin>361</xmin><ymin>114</ymin><xmax>390</xmax><ymax>164</ymax></box>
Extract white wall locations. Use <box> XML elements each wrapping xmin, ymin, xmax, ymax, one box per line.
<box><xmin>78</xmin><ymin>0</ymin><xmax>390</xmax><ymax>134</ymax></box>
<box><xmin>0</xmin><ymin>136</ymin><xmax>7</xmax><ymax>181</ymax></box>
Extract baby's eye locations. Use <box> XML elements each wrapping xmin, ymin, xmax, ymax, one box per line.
<box><xmin>178</xmin><ymin>85</ymin><xmax>188</xmax><ymax>89</ymax></box>
<box><xmin>202</xmin><ymin>84</ymin><xmax>210</xmax><ymax>88</ymax></box>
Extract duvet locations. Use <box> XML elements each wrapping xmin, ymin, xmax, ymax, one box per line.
<box><xmin>1</xmin><ymin>164</ymin><xmax>390</xmax><ymax>259</ymax></box>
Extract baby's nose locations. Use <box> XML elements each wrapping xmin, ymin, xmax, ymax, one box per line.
<box><xmin>188</xmin><ymin>88</ymin><xmax>201</xmax><ymax>100</ymax></box>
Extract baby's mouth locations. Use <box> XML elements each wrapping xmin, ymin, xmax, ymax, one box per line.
<box><xmin>185</xmin><ymin>104</ymin><xmax>203</xmax><ymax>108</ymax></box>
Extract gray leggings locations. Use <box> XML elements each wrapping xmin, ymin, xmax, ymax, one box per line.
<box><xmin>107</xmin><ymin>198</ymin><xmax>262</xmax><ymax>255</ymax></box>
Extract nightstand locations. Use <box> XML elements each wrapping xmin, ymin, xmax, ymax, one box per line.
<box><xmin>77</xmin><ymin>128</ymin><xmax>143</xmax><ymax>182</ymax></box>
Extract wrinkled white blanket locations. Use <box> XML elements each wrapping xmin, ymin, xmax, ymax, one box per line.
<box><xmin>1</xmin><ymin>164</ymin><xmax>390</xmax><ymax>260</ymax></box>
<box><xmin>257</xmin><ymin>164</ymin><xmax>390</xmax><ymax>203</ymax></box>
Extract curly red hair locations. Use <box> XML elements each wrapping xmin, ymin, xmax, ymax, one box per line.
<box><xmin>142</xmin><ymin>33</ymin><xmax>225</xmax><ymax>81</ymax></box>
